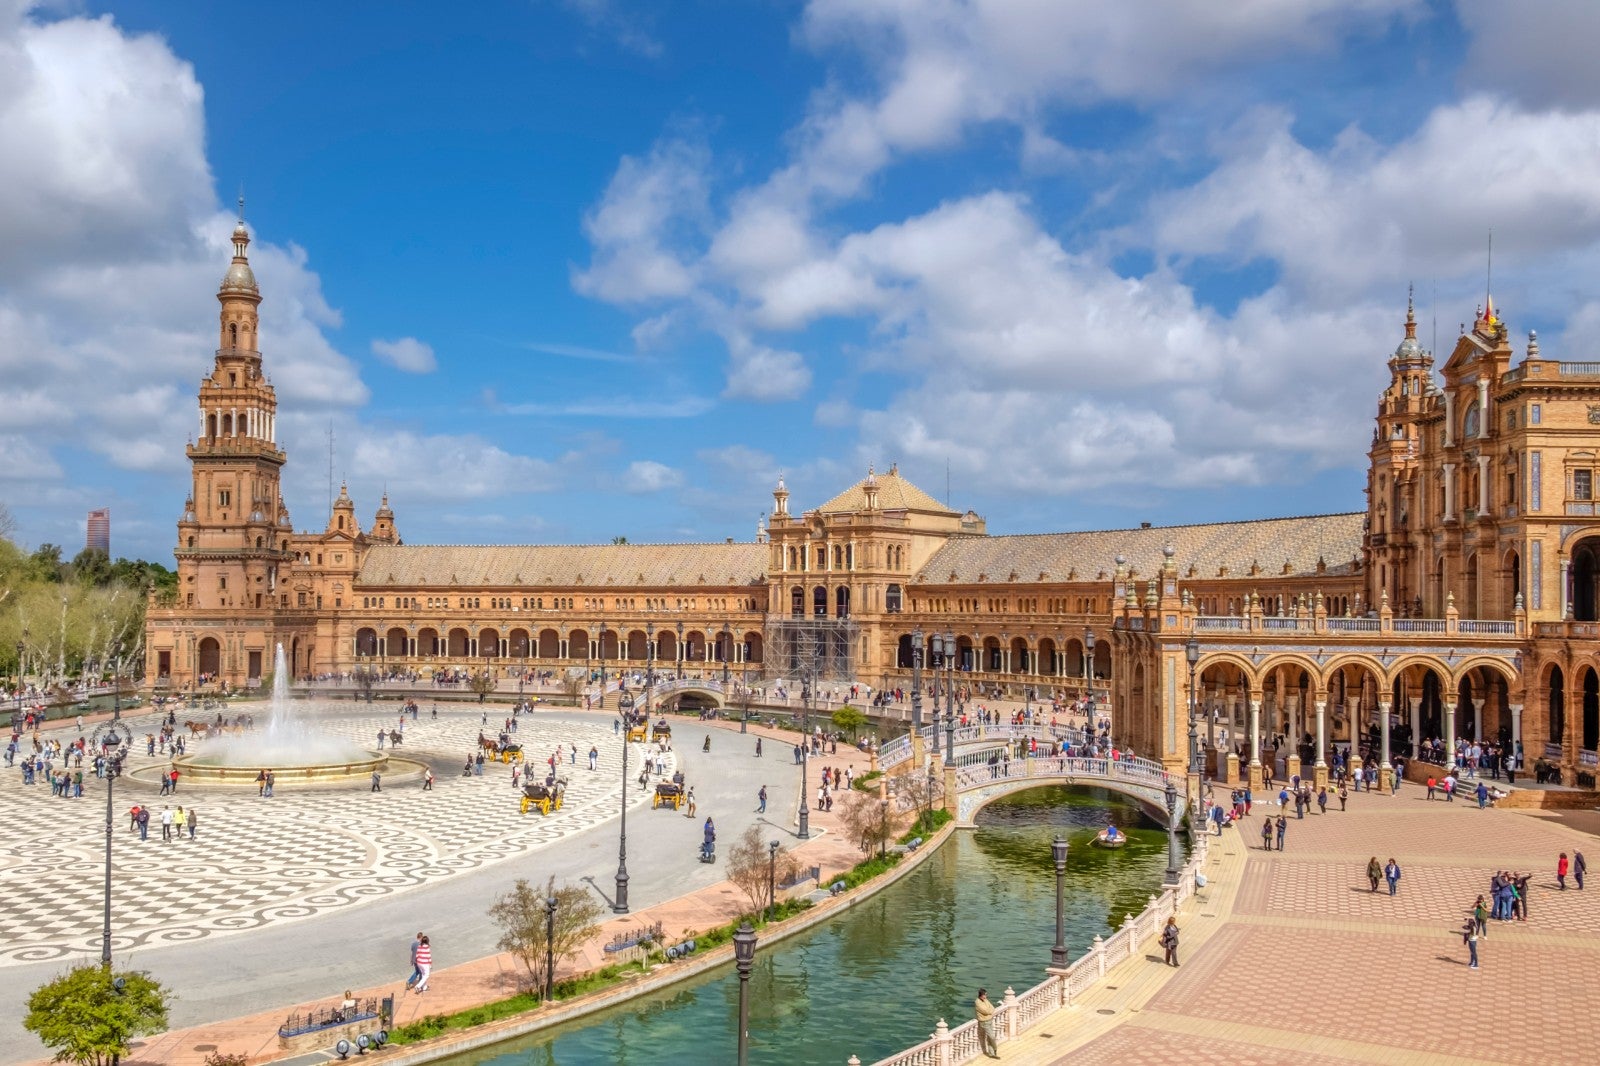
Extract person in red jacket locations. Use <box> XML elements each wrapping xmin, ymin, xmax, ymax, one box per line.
<box><xmin>1558</xmin><ymin>852</ymin><xmax>1570</xmax><ymax>890</ymax></box>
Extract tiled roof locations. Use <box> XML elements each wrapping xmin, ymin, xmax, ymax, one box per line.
<box><xmin>357</xmin><ymin>542</ymin><xmax>767</xmax><ymax>589</ymax></box>
<box><xmin>814</xmin><ymin>469</ymin><xmax>959</xmax><ymax>515</ymax></box>
<box><xmin>917</xmin><ymin>513</ymin><xmax>1364</xmax><ymax>585</ymax></box>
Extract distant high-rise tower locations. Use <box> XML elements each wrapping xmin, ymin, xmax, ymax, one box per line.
<box><xmin>86</xmin><ymin>508</ymin><xmax>110</xmax><ymax>555</ymax></box>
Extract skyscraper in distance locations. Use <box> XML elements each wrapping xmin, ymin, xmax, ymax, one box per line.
<box><xmin>86</xmin><ymin>507</ymin><xmax>110</xmax><ymax>555</ymax></box>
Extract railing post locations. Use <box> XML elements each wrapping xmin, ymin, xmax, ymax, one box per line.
<box><xmin>1092</xmin><ymin>934</ymin><xmax>1106</xmax><ymax>976</ymax></box>
<box><xmin>934</xmin><ymin>1019</ymin><xmax>952</xmax><ymax>1066</ymax></box>
<box><xmin>1003</xmin><ymin>987</ymin><xmax>1018</xmax><ymax>1040</ymax></box>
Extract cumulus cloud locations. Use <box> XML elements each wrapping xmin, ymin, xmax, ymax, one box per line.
<box><xmin>371</xmin><ymin>336</ymin><xmax>437</xmax><ymax>374</ymax></box>
<box><xmin>573</xmin><ymin>137</ymin><xmax>709</xmax><ymax>304</ymax></box>
<box><xmin>349</xmin><ymin>430</ymin><xmax>561</xmax><ymax>504</ymax></box>
<box><xmin>621</xmin><ymin>460</ymin><xmax>683</xmax><ymax>493</ymax></box>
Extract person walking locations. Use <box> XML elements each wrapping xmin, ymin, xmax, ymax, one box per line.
<box><xmin>1384</xmin><ymin>858</ymin><xmax>1401</xmax><ymax>896</ymax></box>
<box><xmin>588</xmin><ymin>746</ymin><xmax>598</xmax><ymax>770</ymax></box>
<box><xmin>1260</xmin><ymin>816</ymin><xmax>1273</xmax><ymax>851</ymax></box>
<box><xmin>757</xmin><ymin>785</ymin><xmax>767</xmax><ymax>814</ymax></box>
<box><xmin>1558</xmin><ymin>852</ymin><xmax>1570</xmax><ymax>890</ymax></box>
<box><xmin>187</xmin><ymin>807</ymin><xmax>198</xmax><ymax>840</ymax></box>
<box><xmin>1473</xmin><ymin>895</ymin><xmax>1489</xmax><ymax>937</ymax></box>
<box><xmin>405</xmin><ymin>932</ymin><xmax>423</xmax><ymax>990</ymax></box>
<box><xmin>371</xmin><ymin>770</ymin><xmax>382</xmax><ymax>792</ymax></box>
<box><xmin>1160</xmin><ymin>917</ymin><xmax>1180</xmax><ymax>966</ymax></box>
<box><xmin>1476</xmin><ymin>780</ymin><xmax>1489</xmax><ymax>809</ymax></box>
<box><xmin>685</xmin><ymin>786</ymin><xmax>697</xmax><ymax>818</ymax></box>
<box><xmin>1463</xmin><ymin>918</ymin><xmax>1479</xmax><ymax>969</ymax></box>
<box><xmin>1316</xmin><ymin>787</ymin><xmax>1328</xmax><ymax>815</ymax></box>
<box><xmin>1367</xmin><ymin>856</ymin><xmax>1382</xmax><ymax>892</ymax></box>
<box><xmin>1274</xmin><ymin>813</ymin><xmax>1287</xmax><ymax>851</ymax></box>
<box><xmin>422</xmin><ymin>769</ymin><xmax>434</xmax><ymax>791</ymax></box>
<box><xmin>414</xmin><ymin>935</ymin><xmax>433</xmax><ymax>992</ymax></box>
<box><xmin>1576</xmin><ymin>851</ymin><xmax>1587</xmax><ymax>890</ymax></box>
<box><xmin>1337</xmin><ymin>784</ymin><xmax>1348</xmax><ymax>811</ymax></box>
<box><xmin>173</xmin><ymin>806</ymin><xmax>187</xmax><ymax>840</ymax></box>
<box><xmin>974</xmin><ymin>988</ymin><xmax>1000</xmax><ymax>1058</ymax></box>
<box><xmin>160</xmin><ymin>805</ymin><xmax>173</xmax><ymax>842</ymax></box>
<box><xmin>755</xmin><ymin>736</ymin><xmax>763</xmax><ymax>758</ymax></box>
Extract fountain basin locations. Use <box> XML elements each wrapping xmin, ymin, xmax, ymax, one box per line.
<box><xmin>127</xmin><ymin>752</ymin><xmax>429</xmax><ymax>790</ymax></box>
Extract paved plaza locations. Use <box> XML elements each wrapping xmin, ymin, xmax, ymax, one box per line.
<box><xmin>2</xmin><ymin>701</ymin><xmax>829</xmax><ymax>1064</ymax></box>
<box><xmin>991</xmin><ymin>780</ymin><xmax>1600</xmax><ymax>1066</ymax></box>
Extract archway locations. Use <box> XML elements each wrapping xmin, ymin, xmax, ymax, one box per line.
<box><xmin>896</xmin><ymin>633</ymin><xmax>914</xmax><ymax>668</ymax></box>
<box><xmin>385</xmin><ymin>627</ymin><xmax>407</xmax><ymax>658</ymax></box>
<box><xmin>568</xmin><ymin>629</ymin><xmax>590</xmax><ymax>662</ymax></box>
<box><xmin>1574</xmin><ymin>537</ymin><xmax>1600</xmax><ymax>622</ymax></box>
<box><xmin>1584</xmin><ymin>668</ymin><xmax>1599</xmax><ymax>753</ymax></box>
<box><xmin>509</xmin><ymin>628</ymin><xmax>531</xmax><ymax>658</ymax></box>
<box><xmin>790</xmin><ymin>587</ymin><xmax>804</xmax><ymax>617</ymax></box>
<box><xmin>658</xmin><ymin>629</ymin><xmax>679</xmax><ymax>664</ymax></box>
<box><xmin>1038</xmin><ymin>637</ymin><xmax>1058</xmax><ymax>676</ymax></box>
<box><xmin>813</xmin><ymin>586</ymin><xmax>827</xmax><ymax>617</ymax></box>
<box><xmin>197</xmin><ymin>637</ymin><xmax>221</xmax><ymax>678</ymax></box>
<box><xmin>537</xmin><ymin>628</ymin><xmax>560</xmax><ymax>659</ymax></box>
<box><xmin>599</xmin><ymin>629</ymin><xmax>620</xmax><ymax>660</ymax></box>
<box><xmin>417</xmin><ymin>627</ymin><xmax>440</xmax><ymax>656</ymax></box>
<box><xmin>626</xmin><ymin>629</ymin><xmax>648</xmax><ymax>661</ymax></box>
<box><xmin>479</xmin><ymin>628</ymin><xmax>501</xmax><ymax>658</ymax></box>
<box><xmin>835</xmin><ymin>586</ymin><xmax>851</xmax><ymax>618</ymax></box>
<box><xmin>1010</xmin><ymin>636</ymin><xmax>1029</xmax><ymax>675</ymax></box>
<box><xmin>1504</xmin><ymin>548</ymin><xmax>1521</xmax><ymax>613</ymax></box>
<box><xmin>355</xmin><ymin>628</ymin><xmax>378</xmax><ymax>656</ymax></box>
<box><xmin>743</xmin><ymin>632</ymin><xmax>763</xmax><ymax>665</ymax></box>
<box><xmin>1548</xmin><ymin>665</ymin><xmax>1566</xmax><ymax>753</ymax></box>
<box><xmin>447</xmin><ymin>627</ymin><xmax>470</xmax><ymax>657</ymax></box>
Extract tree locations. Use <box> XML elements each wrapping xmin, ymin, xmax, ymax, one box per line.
<box><xmin>831</xmin><ymin>705</ymin><xmax>867</xmax><ymax>740</ymax></box>
<box><xmin>468</xmin><ymin>670</ymin><xmax>496</xmax><ymax>702</ymax></box>
<box><xmin>896</xmin><ymin>767</ymin><xmax>945</xmax><ymax>836</ymax></box>
<box><xmin>24</xmin><ymin>964</ymin><xmax>170</xmax><ymax>1066</ymax></box>
<box><xmin>838</xmin><ymin>791</ymin><xmax>901</xmax><ymax>857</ymax></box>
<box><xmin>489</xmin><ymin>878</ymin><xmax>604</xmax><ymax>996</ymax></box>
<box><xmin>727</xmin><ymin>825</ymin><xmax>799</xmax><ymax>919</ymax></box>
<box><xmin>611</xmin><ymin>536</ymin><xmax>629</xmax><ymax>545</ymax></box>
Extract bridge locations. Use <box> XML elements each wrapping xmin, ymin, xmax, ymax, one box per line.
<box><xmin>621</xmin><ymin>677</ymin><xmax>729</xmax><ymax>712</ymax></box>
<box><xmin>879</xmin><ymin>722</ymin><xmax>1083</xmax><ymax>772</ymax></box>
<box><xmin>886</xmin><ymin>745</ymin><xmax>1184</xmax><ymax>828</ymax></box>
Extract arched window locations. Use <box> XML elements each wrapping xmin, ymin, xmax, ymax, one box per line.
<box><xmin>1463</xmin><ymin>401</ymin><xmax>1480</xmax><ymax>439</ymax></box>
<box><xmin>886</xmin><ymin>584</ymin><xmax>902</xmax><ymax>613</ymax></box>
<box><xmin>229</xmin><ymin>323</ymin><xmax>238</xmax><ymax>346</ymax></box>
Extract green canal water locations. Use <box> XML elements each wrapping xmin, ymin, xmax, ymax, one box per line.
<box><xmin>435</xmin><ymin>786</ymin><xmax>1174</xmax><ymax>1066</ymax></box>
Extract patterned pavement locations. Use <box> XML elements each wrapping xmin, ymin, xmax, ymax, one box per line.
<box><xmin>994</xmin><ymin>780</ymin><xmax>1600</xmax><ymax>1066</ymax></box>
<box><xmin>0</xmin><ymin>702</ymin><xmax>670</xmax><ymax>965</ymax></box>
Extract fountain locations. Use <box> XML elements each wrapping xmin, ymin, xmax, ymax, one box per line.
<box><xmin>166</xmin><ymin>644</ymin><xmax>400</xmax><ymax>789</ymax></box>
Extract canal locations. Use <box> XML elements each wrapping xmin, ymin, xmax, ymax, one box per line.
<box><xmin>436</xmin><ymin>785</ymin><xmax>1176</xmax><ymax>1066</ymax></box>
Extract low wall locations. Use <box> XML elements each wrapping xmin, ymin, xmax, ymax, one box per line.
<box><xmin>364</xmin><ymin>822</ymin><xmax>957</xmax><ymax>1065</ymax></box>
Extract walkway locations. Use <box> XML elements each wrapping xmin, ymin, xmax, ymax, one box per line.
<box><xmin>988</xmin><ymin>781</ymin><xmax>1600</xmax><ymax>1066</ymax></box>
<box><xmin>13</xmin><ymin>713</ymin><xmax>880</xmax><ymax>1066</ymax></box>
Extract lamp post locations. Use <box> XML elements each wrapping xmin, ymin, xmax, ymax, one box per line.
<box><xmin>1051</xmin><ymin>836</ymin><xmax>1069</xmax><ymax>968</ymax></box>
<box><xmin>879</xmin><ymin>799</ymin><xmax>889</xmax><ymax>858</ymax></box>
<box><xmin>645</xmin><ymin>621</ymin><xmax>655</xmax><ymax>712</ymax></box>
<box><xmin>944</xmin><ymin>629</ymin><xmax>957</xmax><ymax>763</ymax></box>
<box><xmin>733</xmin><ymin>923</ymin><xmax>757</xmax><ymax>1066</ymax></box>
<box><xmin>543</xmin><ymin>895</ymin><xmax>558</xmax><ymax>1002</ymax></box>
<box><xmin>95</xmin><ymin>720</ymin><xmax>124</xmax><ymax>966</ymax></box>
<box><xmin>798</xmin><ymin>636</ymin><xmax>817</xmax><ymax>839</ymax></box>
<box><xmin>611</xmin><ymin>621</ymin><xmax>629</xmax><ymax>914</ymax></box>
<box><xmin>1083</xmin><ymin>628</ymin><xmax>1095</xmax><ymax>715</ymax></box>
<box><xmin>14</xmin><ymin>637</ymin><xmax>24</xmax><ymax>719</ymax></box>
<box><xmin>1163</xmin><ymin>776</ymin><xmax>1180</xmax><ymax>887</ymax></box>
<box><xmin>676</xmin><ymin>620</ymin><xmax>684</xmax><ymax>680</ymax></box>
<box><xmin>766</xmin><ymin>839</ymin><xmax>779</xmax><ymax>922</ymax></box>
<box><xmin>910</xmin><ymin>626</ymin><xmax>924</xmax><ymax>731</ymax></box>
<box><xmin>1185</xmin><ymin>637</ymin><xmax>1201</xmax><ymax>780</ymax></box>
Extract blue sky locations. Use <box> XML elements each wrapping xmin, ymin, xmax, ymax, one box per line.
<box><xmin>6</xmin><ymin>1</ymin><xmax>1600</xmax><ymax>564</ymax></box>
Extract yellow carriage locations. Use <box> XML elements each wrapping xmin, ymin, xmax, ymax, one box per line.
<box><xmin>627</xmin><ymin>721</ymin><xmax>648</xmax><ymax>743</ymax></box>
<box><xmin>520</xmin><ymin>779</ymin><xmax>567</xmax><ymax>815</ymax></box>
<box><xmin>497</xmin><ymin>743</ymin><xmax>524</xmax><ymax>764</ymax></box>
<box><xmin>653</xmin><ymin>781</ymin><xmax>684</xmax><ymax>811</ymax></box>
<box><xmin>650</xmin><ymin>720</ymin><xmax>672</xmax><ymax>744</ymax></box>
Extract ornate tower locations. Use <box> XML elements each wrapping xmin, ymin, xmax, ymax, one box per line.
<box><xmin>1365</xmin><ymin>290</ymin><xmax>1433</xmax><ymax>614</ymax></box>
<box><xmin>167</xmin><ymin>208</ymin><xmax>294</xmax><ymax>683</ymax></box>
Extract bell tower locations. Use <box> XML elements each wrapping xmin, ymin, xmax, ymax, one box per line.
<box><xmin>168</xmin><ymin>206</ymin><xmax>293</xmax><ymax>682</ymax></box>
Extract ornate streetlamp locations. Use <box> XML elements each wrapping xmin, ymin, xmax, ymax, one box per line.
<box><xmin>676</xmin><ymin>620</ymin><xmax>684</xmax><ymax>679</ymax></box>
<box><xmin>733</xmin><ymin>923</ymin><xmax>757</xmax><ymax>1066</ymax></box>
<box><xmin>943</xmin><ymin>629</ymin><xmax>957</xmax><ymax>763</ymax></box>
<box><xmin>798</xmin><ymin>636</ymin><xmax>818</xmax><ymax>840</ymax></box>
<box><xmin>94</xmin><ymin>720</ymin><xmax>125</xmax><ymax>965</ymax></box>
<box><xmin>610</xmin><ymin>621</ymin><xmax>629</xmax><ymax>914</ymax></box>
<box><xmin>109</xmin><ymin>639</ymin><xmax>124</xmax><ymax>724</ymax></box>
<box><xmin>14</xmin><ymin>637</ymin><xmax>24</xmax><ymax>718</ymax></box>
<box><xmin>910</xmin><ymin>626</ymin><xmax>924</xmax><ymax>731</ymax></box>
<box><xmin>1051</xmin><ymin>836</ymin><xmax>1069</xmax><ymax>968</ymax></box>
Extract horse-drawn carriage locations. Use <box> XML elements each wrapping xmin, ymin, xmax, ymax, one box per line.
<box><xmin>496</xmin><ymin>743</ymin><xmax>522</xmax><ymax>764</ymax></box>
<box><xmin>480</xmin><ymin>736</ymin><xmax>523</xmax><ymax>763</ymax></box>
<box><xmin>626</xmin><ymin>718</ymin><xmax>648</xmax><ymax>743</ymax></box>
<box><xmin>520</xmin><ymin>778</ymin><xmax>567</xmax><ymax>815</ymax></box>
<box><xmin>650</xmin><ymin>719</ymin><xmax>672</xmax><ymax>744</ymax></box>
<box><xmin>653</xmin><ymin>781</ymin><xmax>684</xmax><ymax>810</ymax></box>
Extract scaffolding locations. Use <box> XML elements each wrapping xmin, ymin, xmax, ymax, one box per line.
<box><xmin>762</xmin><ymin>618</ymin><xmax>859</xmax><ymax>683</ymax></box>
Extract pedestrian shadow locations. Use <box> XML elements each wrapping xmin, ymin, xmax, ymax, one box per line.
<box><xmin>1434</xmin><ymin>954</ymin><xmax>1469</xmax><ymax>966</ymax></box>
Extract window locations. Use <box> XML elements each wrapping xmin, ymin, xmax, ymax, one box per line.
<box><xmin>218</xmin><ymin>489</ymin><xmax>232</xmax><ymax>508</ymax></box>
<box><xmin>1576</xmin><ymin>470</ymin><xmax>1593</xmax><ymax>501</ymax></box>
<box><xmin>1531</xmin><ymin>403</ymin><xmax>1542</xmax><ymax>425</ymax></box>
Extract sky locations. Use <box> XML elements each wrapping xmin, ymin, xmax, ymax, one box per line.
<box><xmin>7</xmin><ymin>0</ymin><xmax>1600</xmax><ymax>564</ymax></box>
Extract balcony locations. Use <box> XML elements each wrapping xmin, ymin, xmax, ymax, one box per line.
<box><xmin>1190</xmin><ymin>612</ymin><xmax>1522</xmax><ymax>640</ymax></box>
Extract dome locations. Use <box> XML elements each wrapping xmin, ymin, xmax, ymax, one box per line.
<box><xmin>233</xmin><ymin>221</ymin><xmax>250</xmax><ymax>241</ymax></box>
<box><xmin>221</xmin><ymin>259</ymin><xmax>258</xmax><ymax>293</ymax></box>
<box><xmin>1393</xmin><ymin>335</ymin><xmax>1423</xmax><ymax>360</ymax></box>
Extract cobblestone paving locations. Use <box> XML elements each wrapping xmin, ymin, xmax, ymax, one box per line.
<box><xmin>1062</xmin><ymin>1024</ymin><xmax>1372</xmax><ymax>1066</ymax></box>
<box><xmin>0</xmin><ymin>704</ymin><xmax>671</xmax><ymax>965</ymax></box>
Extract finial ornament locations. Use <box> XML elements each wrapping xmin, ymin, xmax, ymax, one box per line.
<box><xmin>237</xmin><ymin>192</ymin><xmax>245</xmax><ymax>222</ymax></box>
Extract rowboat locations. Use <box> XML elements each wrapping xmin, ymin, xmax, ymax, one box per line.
<box><xmin>1092</xmin><ymin>829</ymin><xmax>1125</xmax><ymax>849</ymax></box>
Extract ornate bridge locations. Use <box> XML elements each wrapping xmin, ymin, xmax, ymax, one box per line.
<box><xmin>879</xmin><ymin>722</ymin><xmax>1080</xmax><ymax>771</ymax></box>
<box><xmin>891</xmin><ymin>753</ymin><xmax>1183</xmax><ymax>827</ymax></box>
<box><xmin>636</xmin><ymin>677</ymin><xmax>728</xmax><ymax>711</ymax></box>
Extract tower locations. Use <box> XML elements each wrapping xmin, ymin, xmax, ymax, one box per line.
<box><xmin>1365</xmin><ymin>290</ymin><xmax>1432</xmax><ymax>614</ymax></box>
<box><xmin>166</xmin><ymin>208</ymin><xmax>294</xmax><ymax>684</ymax></box>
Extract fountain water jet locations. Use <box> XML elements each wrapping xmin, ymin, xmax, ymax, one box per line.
<box><xmin>169</xmin><ymin>643</ymin><xmax>393</xmax><ymax>788</ymax></box>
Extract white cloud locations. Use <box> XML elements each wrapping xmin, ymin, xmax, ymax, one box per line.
<box><xmin>371</xmin><ymin>336</ymin><xmax>437</xmax><ymax>374</ymax></box>
<box><xmin>562</xmin><ymin>0</ymin><xmax>662</xmax><ymax>58</ymax></box>
<box><xmin>349</xmin><ymin>430</ymin><xmax>561</xmax><ymax>504</ymax></box>
<box><xmin>721</xmin><ymin>335</ymin><xmax>811</xmax><ymax>402</ymax></box>
<box><xmin>621</xmin><ymin>460</ymin><xmax>683</xmax><ymax>493</ymax></box>
<box><xmin>572</xmin><ymin>137</ymin><xmax>709</xmax><ymax>304</ymax></box>
<box><xmin>1457</xmin><ymin>0</ymin><xmax>1600</xmax><ymax>109</ymax></box>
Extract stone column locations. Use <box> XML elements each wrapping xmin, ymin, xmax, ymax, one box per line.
<box><xmin>1474</xmin><ymin>694</ymin><xmax>1483</xmax><ymax>744</ymax></box>
<box><xmin>1248</xmin><ymin>697</ymin><xmax>1263</xmax><ymax>790</ymax></box>
<box><xmin>1476</xmin><ymin>455</ymin><xmax>1490</xmax><ymax>515</ymax></box>
<box><xmin>1379</xmin><ymin>698</ymin><xmax>1393</xmax><ymax>791</ymax></box>
<box><xmin>1478</xmin><ymin>377</ymin><xmax>1490</xmax><ymax>438</ymax></box>
<box><xmin>1348</xmin><ymin>695</ymin><xmax>1363</xmax><ymax>781</ymax></box>
<box><xmin>1510</xmin><ymin>701</ymin><xmax>1523</xmax><ymax>758</ymax></box>
<box><xmin>1286</xmin><ymin>693</ymin><xmax>1301</xmax><ymax>780</ymax></box>
<box><xmin>1314</xmin><ymin>698</ymin><xmax>1329</xmax><ymax>789</ymax></box>
<box><xmin>1445</xmin><ymin>700</ymin><xmax>1458</xmax><ymax>774</ymax></box>
<box><xmin>1409</xmin><ymin>697</ymin><xmax>1422</xmax><ymax>758</ymax></box>
<box><xmin>1443</xmin><ymin>463</ymin><xmax>1456</xmax><ymax>521</ymax></box>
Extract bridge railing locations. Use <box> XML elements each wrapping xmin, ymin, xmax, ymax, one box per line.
<box><xmin>865</xmin><ymin>831</ymin><xmax>1207</xmax><ymax>1066</ymax></box>
<box><xmin>881</xmin><ymin>722</ymin><xmax>1085</xmax><ymax>771</ymax></box>
<box><xmin>953</xmin><ymin>755</ymin><xmax>1170</xmax><ymax>793</ymax></box>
